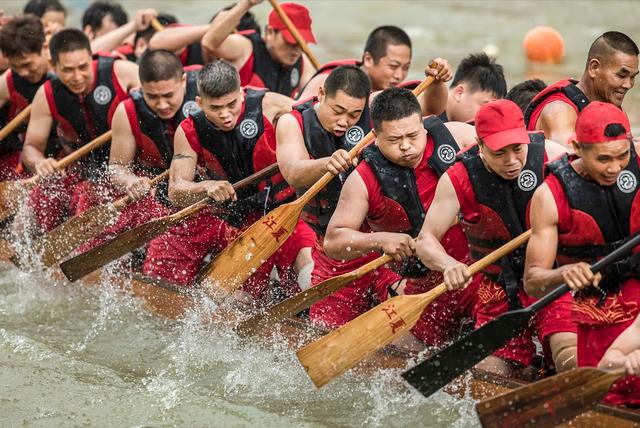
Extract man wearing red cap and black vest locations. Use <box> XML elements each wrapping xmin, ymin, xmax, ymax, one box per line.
<box><xmin>142</xmin><ymin>60</ymin><xmax>313</xmax><ymax>303</ymax></box>
<box><xmin>525</xmin><ymin>102</ymin><xmax>640</xmax><ymax>405</ymax></box>
<box><xmin>201</xmin><ymin>0</ymin><xmax>316</xmax><ymax>97</ymax></box>
<box><xmin>21</xmin><ymin>28</ymin><xmax>139</xmax><ymax>232</ymax></box>
<box><xmin>309</xmin><ymin>88</ymin><xmax>477</xmax><ymax>344</ymax></box>
<box><xmin>525</xmin><ymin>31</ymin><xmax>638</xmax><ymax>147</ymax></box>
<box><xmin>415</xmin><ymin>99</ymin><xmax>574</xmax><ymax>375</ymax></box>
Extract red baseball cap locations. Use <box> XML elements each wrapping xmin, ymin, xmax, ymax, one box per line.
<box><xmin>475</xmin><ymin>99</ymin><xmax>531</xmax><ymax>151</ymax></box>
<box><xmin>572</xmin><ymin>101</ymin><xmax>631</xmax><ymax>144</ymax></box>
<box><xmin>268</xmin><ymin>3</ymin><xmax>316</xmax><ymax>45</ymax></box>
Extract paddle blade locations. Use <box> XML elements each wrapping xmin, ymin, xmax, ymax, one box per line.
<box><xmin>60</xmin><ymin>215</ymin><xmax>175</xmax><ymax>281</ymax></box>
<box><xmin>0</xmin><ymin>180</ymin><xmax>24</xmax><ymax>223</ymax></box>
<box><xmin>402</xmin><ymin>307</ymin><xmax>533</xmax><ymax>398</ymax></box>
<box><xmin>197</xmin><ymin>201</ymin><xmax>303</xmax><ymax>298</ymax></box>
<box><xmin>297</xmin><ymin>286</ymin><xmax>445</xmax><ymax>388</ymax></box>
<box><xmin>476</xmin><ymin>368</ymin><xmax>624</xmax><ymax>428</ymax></box>
<box><xmin>34</xmin><ymin>203</ymin><xmax>120</xmax><ymax>266</ymax></box>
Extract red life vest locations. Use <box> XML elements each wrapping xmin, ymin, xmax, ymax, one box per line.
<box><xmin>360</xmin><ymin>115</ymin><xmax>463</xmax><ymax>277</ymax></box>
<box><xmin>43</xmin><ymin>55</ymin><xmax>128</xmax><ymax>178</ymax></box>
<box><xmin>238</xmin><ymin>31</ymin><xmax>303</xmax><ymax>97</ymax></box>
<box><xmin>123</xmin><ymin>67</ymin><xmax>200</xmax><ymax>175</ymax></box>
<box><xmin>524</xmin><ymin>79</ymin><xmax>590</xmax><ymax>131</ymax></box>
<box><xmin>457</xmin><ymin>133</ymin><xmax>546</xmax><ymax>308</ymax></box>
<box><xmin>547</xmin><ymin>148</ymin><xmax>640</xmax><ymax>301</ymax></box>
<box><xmin>290</xmin><ymin>96</ymin><xmax>371</xmax><ymax>235</ymax></box>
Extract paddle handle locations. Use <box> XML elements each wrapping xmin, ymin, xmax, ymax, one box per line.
<box><xmin>268</xmin><ymin>0</ymin><xmax>320</xmax><ymax>70</ymax></box>
<box><xmin>0</xmin><ymin>105</ymin><xmax>32</xmax><ymax>141</ymax></box>
<box><xmin>113</xmin><ymin>169</ymin><xmax>170</xmax><ymax>209</ymax></box>
<box><xmin>529</xmin><ymin>232</ymin><xmax>640</xmax><ymax>312</ymax></box>
<box><xmin>150</xmin><ymin>18</ymin><xmax>165</xmax><ymax>32</ymax></box>
<box><xmin>57</xmin><ymin>130</ymin><xmax>112</xmax><ymax>170</ymax></box>
<box><xmin>297</xmin><ymin>77</ymin><xmax>436</xmax><ymax>207</ymax></box>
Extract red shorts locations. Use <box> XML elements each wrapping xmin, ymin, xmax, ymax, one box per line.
<box><xmin>474</xmin><ymin>275</ymin><xmax>577</xmax><ymax>367</ymax></box>
<box><xmin>142</xmin><ymin>210</ymin><xmax>314</xmax><ymax>304</ymax></box>
<box><xmin>309</xmin><ymin>243</ymin><xmax>401</xmax><ymax>328</ymax></box>
<box><xmin>28</xmin><ymin>172</ymin><xmax>114</xmax><ymax>232</ymax></box>
<box><xmin>404</xmin><ymin>271</ymin><xmax>479</xmax><ymax>347</ymax></box>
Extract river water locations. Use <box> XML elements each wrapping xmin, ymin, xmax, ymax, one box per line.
<box><xmin>1</xmin><ymin>1</ymin><xmax>640</xmax><ymax>426</ymax></box>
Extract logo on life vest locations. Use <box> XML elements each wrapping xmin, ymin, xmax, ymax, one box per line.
<box><xmin>518</xmin><ymin>169</ymin><xmax>537</xmax><ymax>191</ymax></box>
<box><xmin>239</xmin><ymin>118</ymin><xmax>259</xmax><ymax>139</ymax></box>
<box><xmin>290</xmin><ymin>68</ymin><xmax>300</xmax><ymax>87</ymax></box>
<box><xmin>437</xmin><ymin>144</ymin><xmax>456</xmax><ymax>164</ymax></box>
<box><xmin>93</xmin><ymin>85</ymin><xmax>112</xmax><ymax>105</ymax></box>
<box><xmin>617</xmin><ymin>170</ymin><xmax>637</xmax><ymax>193</ymax></box>
<box><xmin>182</xmin><ymin>101</ymin><xmax>201</xmax><ymax>118</ymax></box>
<box><xmin>345</xmin><ymin>126</ymin><xmax>364</xmax><ymax>146</ymax></box>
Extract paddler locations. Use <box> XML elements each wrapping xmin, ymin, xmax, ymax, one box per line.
<box><xmin>21</xmin><ymin>28</ymin><xmax>139</xmax><ymax>232</ymax></box>
<box><xmin>0</xmin><ymin>15</ymin><xmax>55</xmax><ymax>180</ymax></box>
<box><xmin>308</xmin><ymin>87</ymin><xmax>476</xmax><ymax>342</ymax></box>
<box><xmin>524</xmin><ymin>101</ymin><xmax>640</xmax><ymax>405</ymax></box>
<box><xmin>414</xmin><ymin>99</ymin><xmax>573</xmax><ymax>375</ymax></box>
<box><xmin>525</xmin><ymin>31</ymin><xmax>639</xmax><ymax>146</ymax></box>
<box><xmin>201</xmin><ymin>1</ymin><xmax>317</xmax><ymax>97</ymax></box>
<box><xmin>142</xmin><ymin>60</ymin><xmax>313</xmax><ymax>304</ymax></box>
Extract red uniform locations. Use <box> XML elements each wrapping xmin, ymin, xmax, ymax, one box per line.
<box><xmin>143</xmin><ymin>90</ymin><xmax>314</xmax><ymax>303</ymax></box>
<box><xmin>448</xmin><ymin>135</ymin><xmax>576</xmax><ymax>367</ymax></box>
<box><xmin>28</xmin><ymin>56</ymin><xmax>128</xmax><ymax>231</ymax></box>
<box><xmin>524</xmin><ymin>79</ymin><xmax>589</xmax><ymax>132</ymax></box>
<box><xmin>546</xmin><ymin>151</ymin><xmax>640</xmax><ymax>405</ymax></box>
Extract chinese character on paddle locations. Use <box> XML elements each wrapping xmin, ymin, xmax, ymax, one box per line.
<box><xmin>271</xmin><ymin>226</ymin><xmax>288</xmax><ymax>242</ymax></box>
<box><xmin>262</xmin><ymin>216</ymin><xmax>277</xmax><ymax>230</ymax></box>
<box><xmin>389</xmin><ymin>318</ymin><xmax>407</xmax><ymax>334</ymax></box>
<box><xmin>381</xmin><ymin>304</ymin><xmax>398</xmax><ymax>319</ymax></box>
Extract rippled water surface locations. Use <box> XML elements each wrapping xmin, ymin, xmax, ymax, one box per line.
<box><xmin>1</xmin><ymin>0</ymin><xmax>640</xmax><ymax>426</ymax></box>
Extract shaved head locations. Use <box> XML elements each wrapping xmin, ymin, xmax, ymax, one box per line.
<box><xmin>586</xmin><ymin>31</ymin><xmax>639</xmax><ymax>67</ymax></box>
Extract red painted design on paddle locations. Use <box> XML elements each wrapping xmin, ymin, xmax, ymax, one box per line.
<box><xmin>381</xmin><ymin>304</ymin><xmax>398</xmax><ymax>319</ymax></box>
<box><xmin>262</xmin><ymin>216</ymin><xmax>277</xmax><ymax>229</ymax></box>
<box><xmin>271</xmin><ymin>226</ymin><xmax>288</xmax><ymax>242</ymax></box>
<box><xmin>389</xmin><ymin>318</ymin><xmax>407</xmax><ymax>334</ymax></box>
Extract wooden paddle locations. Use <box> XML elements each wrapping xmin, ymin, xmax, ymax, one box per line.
<box><xmin>0</xmin><ymin>130</ymin><xmax>112</xmax><ymax>223</ymax></box>
<box><xmin>235</xmin><ymin>254</ymin><xmax>393</xmax><ymax>336</ymax></box>
<box><xmin>476</xmin><ymin>367</ymin><xmax>626</xmax><ymax>428</ymax></box>
<box><xmin>296</xmin><ymin>230</ymin><xmax>532</xmax><ymax>388</ymax></box>
<box><xmin>150</xmin><ymin>18</ymin><xmax>165</xmax><ymax>32</ymax></box>
<box><xmin>401</xmin><ymin>232</ymin><xmax>640</xmax><ymax>399</ymax></box>
<box><xmin>0</xmin><ymin>105</ymin><xmax>32</xmax><ymax>142</ymax></box>
<box><xmin>268</xmin><ymin>0</ymin><xmax>320</xmax><ymax>70</ymax></box>
<box><xmin>59</xmin><ymin>163</ymin><xmax>280</xmax><ymax>282</ymax></box>
<box><xmin>34</xmin><ymin>170</ymin><xmax>170</xmax><ymax>267</ymax></box>
<box><xmin>195</xmin><ymin>77</ymin><xmax>435</xmax><ymax>299</ymax></box>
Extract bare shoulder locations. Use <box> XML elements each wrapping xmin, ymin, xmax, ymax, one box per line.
<box><xmin>443</xmin><ymin>121</ymin><xmax>476</xmax><ymax>149</ymax></box>
<box><xmin>263</xmin><ymin>91</ymin><xmax>294</xmax><ymax>122</ymax></box>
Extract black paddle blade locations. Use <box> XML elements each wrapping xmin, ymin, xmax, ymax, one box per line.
<box><xmin>402</xmin><ymin>307</ymin><xmax>533</xmax><ymax>397</ymax></box>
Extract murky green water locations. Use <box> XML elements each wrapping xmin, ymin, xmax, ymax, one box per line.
<box><xmin>1</xmin><ymin>0</ymin><xmax>640</xmax><ymax>426</ymax></box>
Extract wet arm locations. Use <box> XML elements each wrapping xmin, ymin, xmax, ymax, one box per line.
<box><xmin>108</xmin><ymin>103</ymin><xmax>139</xmax><ymax>191</ymax></box>
<box><xmin>201</xmin><ymin>1</ymin><xmax>254</xmax><ymax>66</ymax></box>
<box><xmin>21</xmin><ymin>87</ymin><xmax>53</xmax><ymax>171</ymax></box>
<box><xmin>168</xmin><ymin>126</ymin><xmax>213</xmax><ymax>207</ymax></box>
<box><xmin>149</xmin><ymin>24</ymin><xmax>209</xmax><ymax>53</ymax></box>
<box><xmin>538</xmin><ymin>101</ymin><xmax>578</xmax><ymax>147</ymax></box>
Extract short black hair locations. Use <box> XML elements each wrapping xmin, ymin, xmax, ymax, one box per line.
<box><xmin>49</xmin><ymin>28</ymin><xmax>92</xmax><ymax>65</ymax></box>
<box><xmin>324</xmin><ymin>66</ymin><xmax>371</xmax><ymax>100</ymax></box>
<box><xmin>363</xmin><ymin>26</ymin><xmax>412</xmax><ymax>63</ymax></box>
<box><xmin>587</xmin><ymin>31</ymin><xmax>639</xmax><ymax>67</ymax></box>
<box><xmin>209</xmin><ymin>4</ymin><xmax>261</xmax><ymax>34</ymax></box>
<box><xmin>23</xmin><ymin>0</ymin><xmax>66</xmax><ymax>17</ymax></box>
<box><xmin>82</xmin><ymin>1</ymin><xmax>128</xmax><ymax>32</ymax></box>
<box><xmin>451</xmin><ymin>52</ymin><xmax>507</xmax><ymax>98</ymax></box>
<box><xmin>0</xmin><ymin>15</ymin><xmax>45</xmax><ymax>59</ymax></box>
<box><xmin>134</xmin><ymin>13</ymin><xmax>178</xmax><ymax>46</ymax></box>
<box><xmin>139</xmin><ymin>50</ymin><xmax>183</xmax><ymax>83</ymax></box>
<box><xmin>370</xmin><ymin>87</ymin><xmax>421</xmax><ymax>133</ymax></box>
<box><xmin>197</xmin><ymin>60</ymin><xmax>240</xmax><ymax>99</ymax></box>
<box><xmin>506</xmin><ymin>79</ymin><xmax>547</xmax><ymax>113</ymax></box>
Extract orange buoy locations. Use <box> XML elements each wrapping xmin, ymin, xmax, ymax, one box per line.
<box><xmin>523</xmin><ymin>26</ymin><xmax>565</xmax><ymax>64</ymax></box>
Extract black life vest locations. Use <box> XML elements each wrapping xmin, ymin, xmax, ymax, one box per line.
<box><xmin>243</xmin><ymin>31</ymin><xmax>303</xmax><ymax>97</ymax></box>
<box><xmin>295</xmin><ymin>97</ymin><xmax>371</xmax><ymax>235</ymax></box>
<box><xmin>180</xmin><ymin>41</ymin><xmax>204</xmax><ymax>66</ymax></box>
<box><xmin>524</xmin><ymin>78</ymin><xmax>590</xmax><ymax>130</ymax></box>
<box><xmin>460</xmin><ymin>133</ymin><xmax>546</xmax><ymax>308</ymax></box>
<box><xmin>549</xmin><ymin>146</ymin><xmax>640</xmax><ymax>298</ymax></box>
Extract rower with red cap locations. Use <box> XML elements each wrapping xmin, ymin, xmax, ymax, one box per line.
<box><xmin>525</xmin><ymin>31</ymin><xmax>639</xmax><ymax>147</ymax></box>
<box><xmin>414</xmin><ymin>99</ymin><xmax>572</xmax><ymax>376</ymax></box>
<box><xmin>525</xmin><ymin>101</ymin><xmax>640</xmax><ymax>406</ymax></box>
<box><xmin>201</xmin><ymin>0</ymin><xmax>316</xmax><ymax>97</ymax></box>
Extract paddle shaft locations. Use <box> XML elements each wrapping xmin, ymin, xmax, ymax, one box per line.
<box><xmin>403</xmin><ymin>231</ymin><xmax>640</xmax><ymax>398</ymax></box>
<box><xmin>0</xmin><ymin>105</ymin><xmax>31</xmax><ymax>141</ymax></box>
<box><xmin>268</xmin><ymin>0</ymin><xmax>320</xmax><ymax>69</ymax></box>
<box><xmin>150</xmin><ymin>18</ymin><xmax>165</xmax><ymax>32</ymax></box>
